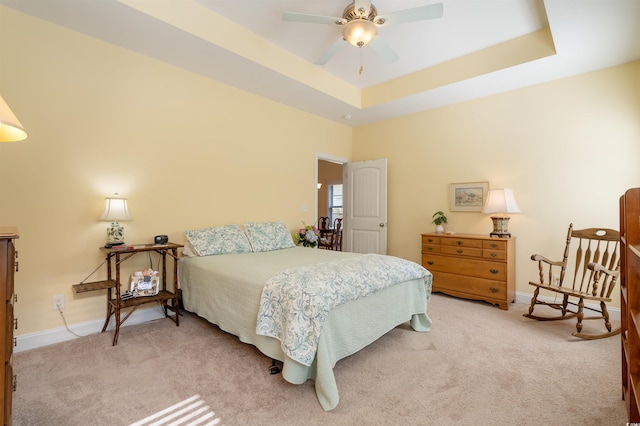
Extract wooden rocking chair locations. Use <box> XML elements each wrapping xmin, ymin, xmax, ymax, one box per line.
<box><xmin>523</xmin><ymin>223</ymin><xmax>621</xmax><ymax>340</ymax></box>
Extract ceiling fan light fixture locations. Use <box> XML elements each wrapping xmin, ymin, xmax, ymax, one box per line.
<box><xmin>342</xmin><ymin>19</ymin><xmax>377</xmax><ymax>47</ymax></box>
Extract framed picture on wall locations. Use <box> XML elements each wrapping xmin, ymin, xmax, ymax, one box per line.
<box><xmin>450</xmin><ymin>182</ymin><xmax>489</xmax><ymax>212</ymax></box>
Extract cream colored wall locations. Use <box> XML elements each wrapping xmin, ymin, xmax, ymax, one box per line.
<box><xmin>353</xmin><ymin>60</ymin><xmax>640</xmax><ymax>307</ymax></box>
<box><xmin>0</xmin><ymin>8</ymin><xmax>351</xmax><ymax>336</ymax></box>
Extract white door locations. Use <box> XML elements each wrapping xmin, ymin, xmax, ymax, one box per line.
<box><xmin>343</xmin><ymin>159</ymin><xmax>388</xmax><ymax>254</ymax></box>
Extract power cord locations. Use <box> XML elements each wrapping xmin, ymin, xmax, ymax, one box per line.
<box><xmin>56</xmin><ymin>300</ymin><xmax>86</xmax><ymax>338</ymax></box>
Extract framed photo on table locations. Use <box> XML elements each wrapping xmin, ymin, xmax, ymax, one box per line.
<box><xmin>450</xmin><ymin>182</ymin><xmax>489</xmax><ymax>212</ymax></box>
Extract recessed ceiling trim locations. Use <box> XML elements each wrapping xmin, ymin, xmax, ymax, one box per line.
<box><xmin>363</xmin><ymin>27</ymin><xmax>557</xmax><ymax>108</ymax></box>
<box><xmin>117</xmin><ymin>0</ymin><xmax>362</xmax><ymax>108</ymax></box>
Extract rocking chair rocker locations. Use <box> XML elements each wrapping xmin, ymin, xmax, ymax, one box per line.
<box><xmin>523</xmin><ymin>223</ymin><xmax>621</xmax><ymax>340</ymax></box>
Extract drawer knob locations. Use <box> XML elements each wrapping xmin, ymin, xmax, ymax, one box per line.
<box><xmin>12</xmin><ymin>374</ymin><xmax>17</xmax><ymax>392</ymax></box>
<box><xmin>456</xmin><ymin>241</ymin><xmax>463</xmax><ymax>245</ymax></box>
<box><xmin>490</xmin><ymin>287</ymin><xmax>499</xmax><ymax>293</ymax></box>
<box><xmin>13</xmin><ymin>317</ymin><xmax>17</xmax><ymax>330</ymax></box>
<box><xmin>427</xmin><ymin>247</ymin><xmax>433</xmax><ymax>251</ymax></box>
<box><xmin>427</xmin><ymin>238</ymin><xmax>434</xmax><ymax>243</ymax></box>
<box><xmin>490</xmin><ymin>243</ymin><xmax>498</xmax><ymax>248</ymax></box>
<box><xmin>427</xmin><ymin>261</ymin><xmax>434</xmax><ymax>266</ymax></box>
<box><xmin>456</xmin><ymin>249</ymin><xmax>463</xmax><ymax>254</ymax></box>
<box><xmin>14</xmin><ymin>261</ymin><xmax>19</xmax><ymax>272</ymax></box>
<box><xmin>489</xmin><ymin>269</ymin><xmax>499</xmax><ymax>274</ymax></box>
<box><xmin>489</xmin><ymin>252</ymin><xmax>497</xmax><ymax>257</ymax></box>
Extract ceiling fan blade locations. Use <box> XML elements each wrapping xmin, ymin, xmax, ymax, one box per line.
<box><xmin>354</xmin><ymin>0</ymin><xmax>373</xmax><ymax>17</ymax></box>
<box><xmin>375</xmin><ymin>2</ymin><xmax>443</xmax><ymax>26</ymax></box>
<box><xmin>314</xmin><ymin>37</ymin><xmax>345</xmax><ymax>65</ymax></box>
<box><xmin>368</xmin><ymin>37</ymin><xmax>399</xmax><ymax>64</ymax></box>
<box><xmin>283</xmin><ymin>12</ymin><xmax>345</xmax><ymax>25</ymax></box>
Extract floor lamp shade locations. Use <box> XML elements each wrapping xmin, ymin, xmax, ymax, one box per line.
<box><xmin>0</xmin><ymin>95</ymin><xmax>28</xmax><ymax>142</ymax></box>
<box><xmin>99</xmin><ymin>194</ymin><xmax>132</xmax><ymax>246</ymax></box>
<box><xmin>482</xmin><ymin>188</ymin><xmax>521</xmax><ymax>238</ymax></box>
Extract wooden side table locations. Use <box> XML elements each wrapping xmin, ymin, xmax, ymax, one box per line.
<box><xmin>73</xmin><ymin>243</ymin><xmax>183</xmax><ymax>345</ymax></box>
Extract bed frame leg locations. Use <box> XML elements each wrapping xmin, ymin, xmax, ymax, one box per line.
<box><xmin>269</xmin><ymin>359</ymin><xmax>282</xmax><ymax>375</ymax></box>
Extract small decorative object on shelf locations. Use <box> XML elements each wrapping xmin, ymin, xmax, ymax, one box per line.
<box><xmin>295</xmin><ymin>223</ymin><xmax>321</xmax><ymax>248</ymax></box>
<box><xmin>431</xmin><ymin>211</ymin><xmax>448</xmax><ymax>234</ymax></box>
<box><xmin>131</xmin><ymin>269</ymin><xmax>160</xmax><ymax>297</ymax></box>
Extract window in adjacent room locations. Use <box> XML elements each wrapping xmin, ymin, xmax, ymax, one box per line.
<box><xmin>329</xmin><ymin>184</ymin><xmax>343</xmax><ymax>224</ymax></box>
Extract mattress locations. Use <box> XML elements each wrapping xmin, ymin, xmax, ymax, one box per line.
<box><xmin>180</xmin><ymin>246</ymin><xmax>432</xmax><ymax>410</ymax></box>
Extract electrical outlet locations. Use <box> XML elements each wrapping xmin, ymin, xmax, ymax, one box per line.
<box><xmin>52</xmin><ymin>294</ymin><xmax>64</xmax><ymax>310</ymax></box>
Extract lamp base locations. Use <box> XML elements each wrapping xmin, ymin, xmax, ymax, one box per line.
<box><xmin>104</xmin><ymin>242</ymin><xmax>126</xmax><ymax>248</ymax></box>
<box><xmin>490</xmin><ymin>231</ymin><xmax>511</xmax><ymax>238</ymax></box>
<box><xmin>489</xmin><ymin>216</ymin><xmax>512</xmax><ymax>238</ymax></box>
<box><xmin>106</xmin><ymin>221</ymin><xmax>125</xmax><ymax>247</ymax></box>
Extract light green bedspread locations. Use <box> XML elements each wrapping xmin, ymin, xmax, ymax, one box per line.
<box><xmin>180</xmin><ymin>247</ymin><xmax>432</xmax><ymax>411</ymax></box>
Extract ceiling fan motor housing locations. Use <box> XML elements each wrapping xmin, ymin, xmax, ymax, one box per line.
<box><xmin>342</xmin><ymin>4</ymin><xmax>378</xmax><ymax>22</ymax></box>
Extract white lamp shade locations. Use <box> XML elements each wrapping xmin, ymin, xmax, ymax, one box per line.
<box><xmin>0</xmin><ymin>95</ymin><xmax>28</xmax><ymax>142</ymax></box>
<box><xmin>99</xmin><ymin>196</ymin><xmax>132</xmax><ymax>222</ymax></box>
<box><xmin>342</xmin><ymin>19</ymin><xmax>378</xmax><ymax>47</ymax></box>
<box><xmin>482</xmin><ymin>188</ymin><xmax>521</xmax><ymax>214</ymax></box>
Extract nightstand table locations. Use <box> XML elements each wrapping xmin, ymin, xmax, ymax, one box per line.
<box><xmin>73</xmin><ymin>243</ymin><xmax>182</xmax><ymax>345</ymax></box>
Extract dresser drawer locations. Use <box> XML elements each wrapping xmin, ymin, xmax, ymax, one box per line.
<box><xmin>422</xmin><ymin>236</ymin><xmax>441</xmax><ymax>245</ymax></box>
<box><xmin>483</xmin><ymin>240</ymin><xmax>507</xmax><ymax>251</ymax></box>
<box><xmin>441</xmin><ymin>237</ymin><xmax>483</xmax><ymax>249</ymax></box>
<box><xmin>483</xmin><ymin>249</ymin><xmax>506</xmax><ymax>260</ymax></box>
<box><xmin>432</xmin><ymin>271</ymin><xmax>507</xmax><ymax>299</ymax></box>
<box><xmin>5</xmin><ymin>302</ymin><xmax>12</xmax><ymax>363</ymax></box>
<box><xmin>441</xmin><ymin>246</ymin><xmax>482</xmax><ymax>257</ymax></box>
<box><xmin>422</xmin><ymin>254</ymin><xmax>506</xmax><ymax>281</ymax></box>
<box><xmin>421</xmin><ymin>244</ymin><xmax>441</xmax><ymax>253</ymax></box>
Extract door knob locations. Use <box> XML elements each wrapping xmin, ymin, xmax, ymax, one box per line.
<box><xmin>379</xmin><ymin>223</ymin><xmax>385</xmax><ymax>227</ymax></box>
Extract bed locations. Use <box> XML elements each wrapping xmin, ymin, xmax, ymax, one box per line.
<box><xmin>179</xmin><ymin>222</ymin><xmax>433</xmax><ymax>411</ymax></box>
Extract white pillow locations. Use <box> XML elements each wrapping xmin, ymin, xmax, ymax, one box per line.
<box><xmin>244</xmin><ymin>221</ymin><xmax>295</xmax><ymax>252</ymax></box>
<box><xmin>184</xmin><ymin>225</ymin><xmax>252</xmax><ymax>256</ymax></box>
<box><xmin>181</xmin><ymin>240</ymin><xmax>198</xmax><ymax>258</ymax></box>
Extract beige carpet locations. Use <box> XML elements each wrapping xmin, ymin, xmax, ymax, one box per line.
<box><xmin>12</xmin><ymin>293</ymin><xmax>626</xmax><ymax>425</ymax></box>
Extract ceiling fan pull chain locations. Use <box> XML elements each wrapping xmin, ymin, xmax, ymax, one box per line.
<box><xmin>359</xmin><ymin>48</ymin><xmax>364</xmax><ymax>75</ymax></box>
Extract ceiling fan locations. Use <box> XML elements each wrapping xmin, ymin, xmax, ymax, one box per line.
<box><xmin>283</xmin><ymin>1</ymin><xmax>444</xmax><ymax>66</ymax></box>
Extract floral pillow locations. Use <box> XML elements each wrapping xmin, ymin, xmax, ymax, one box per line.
<box><xmin>184</xmin><ymin>225</ymin><xmax>252</xmax><ymax>256</ymax></box>
<box><xmin>244</xmin><ymin>221</ymin><xmax>296</xmax><ymax>252</ymax></box>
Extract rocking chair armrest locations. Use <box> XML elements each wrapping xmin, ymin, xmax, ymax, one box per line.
<box><xmin>530</xmin><ymin>254</ymin><xmax>563</xmax><ymax>267</ymax></box>
<box><xmin>587</xmin><ymin>262</ymin><xmax>619</xmax><ymax>277</ymax></box>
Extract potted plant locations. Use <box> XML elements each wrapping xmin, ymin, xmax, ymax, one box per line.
<box><xmin>432</xmin><ymin>211</ymin><xmax>448</xmax><ymax>234</ymax></box>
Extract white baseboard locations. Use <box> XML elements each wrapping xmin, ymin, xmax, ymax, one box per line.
<box><xmin>14</xmin><ymin>292</ymin><xmax>621</xmax><ymax>353</ymax></box>
<box><xmin>514</xmin><ymin>291</ymin><xmax>620</xmax><ymax>321</ymax></box>
<box><xmin>14</xmin><ymin>306</ymin><xmax>166</xmax><ymax>353</ymax></box>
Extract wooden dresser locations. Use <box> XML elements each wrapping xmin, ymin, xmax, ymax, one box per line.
<box><xmin>620</xmin><ymin>188</ymin><xmax>640</xmax><ymax>421</ymax></box>
<box><xmin>0</xmin><ymin>228</ymin><xmax>17</xmax><ymax>426</ymax></box>
<box><xmin>421</xmin><ymin>233</ymin><xmax>516</xmax><ymax>310</ymax></box>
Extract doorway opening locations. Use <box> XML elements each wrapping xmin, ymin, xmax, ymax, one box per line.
<box><xmin>318</xmin><ymin>159</ymin><xmax>344</xmax><ymax>225</ymax></box>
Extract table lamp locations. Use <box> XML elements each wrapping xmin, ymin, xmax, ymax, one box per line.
<box><xmin>482</xmin><ymin>188</ymin><xmax>520</xmax><ymax>238</ymax></box>
<box><xmin>99</xmin><ymin>193</ymin><xmax>132</xmax><ymax>247</ymax></box>
<box><xmin>0</xmin><ymin>94</ymin><xmax>28</xmax><ymax>142</ymax></box>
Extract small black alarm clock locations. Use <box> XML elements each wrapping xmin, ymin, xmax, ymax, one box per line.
<box><xmin>154</xmin><ymin>235</ymin><xmax>168</xmax><ymax>245</ymax></box>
